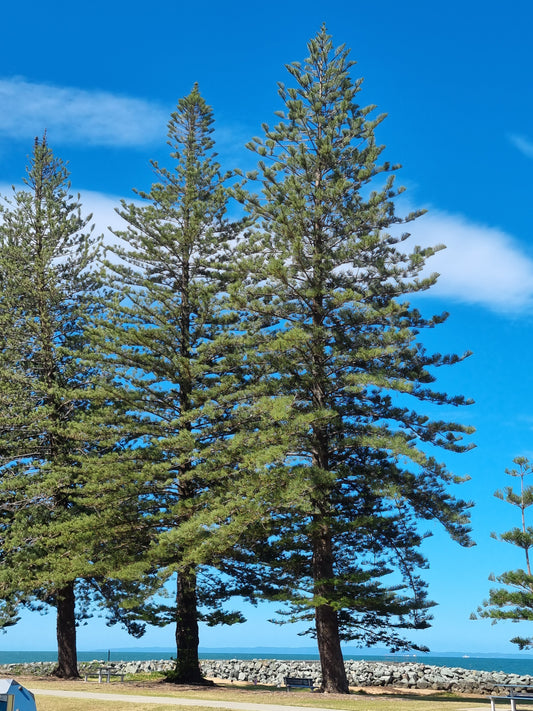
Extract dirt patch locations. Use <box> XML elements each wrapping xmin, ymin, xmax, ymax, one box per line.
<box><xmin>204</xmin><ymin>678</ymin><xmax>483</xmax><ymax>699</ymax></box>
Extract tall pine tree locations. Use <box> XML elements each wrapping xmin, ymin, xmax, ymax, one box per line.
<box><xmin>96</xmin><ymin>85</ymin><xmax>245</xmax><ymax>683</ymax></box>
<box><xmin>223</xmin><ymin>27</ymin><xmax>474</xmax><ymax>692</ymax></box>
<box><xmin>0</xmin><ymin>137</ymin><xmax>148</xmax><ymax>677</ymax></box>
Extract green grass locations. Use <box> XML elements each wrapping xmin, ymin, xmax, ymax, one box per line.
<box><xmin>26</xmin><ymin>678</ymin><xmax>490</xmax><ymax>711</ymax></box>
<box><xmin>35</xmin><ymin>699</ymin><xmax>217</xmax><ymax>711</ymax></box>
<box><xmin>31</xmin><ymin>692</ymin><xmax>488</xmax><ymax>711</ymax></box>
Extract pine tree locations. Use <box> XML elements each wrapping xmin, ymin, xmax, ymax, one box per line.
<box><xmin>0</xmin><ymin>137</ymin><xmax>148</xmax><ymax>678</ymax></box>
<box><xmin>96</xmin><ymin>85</ymin><xmax>245</xmax><ymax>683</ymax></box>
<box><xmin>223</xmin><ymin>27</ymin><xmax>474</xmax><ymax>693</ymax></box>
<box><xmin>474</xmin><ymin>457</ymin><xmax>533</xmax><ymax>649</ymax></box>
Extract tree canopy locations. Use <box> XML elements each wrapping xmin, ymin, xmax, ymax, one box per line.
<box><xmin>0</xmin><ymin>29</ymin><xmax>475</xmax><ymax>692</ymax></box>
<box><xmin>93</xmin><ymin>85</ymin><xmax>248</xmax><ymax>683</ymax></box>
<box><xmin>184</xmin><ymin>25</ymin><xmax>475</xmax><ymax>692</ymax></box>
<box><xmin>0</xmin><ymin>137</ymin><xmax>148</xmax><ymax>678</ymax></box>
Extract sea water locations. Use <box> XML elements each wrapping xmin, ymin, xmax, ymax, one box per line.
<box><xmin>0</xmin><ymin>650</ymin><xmax>533</xmax><ymax>676</ymax></box>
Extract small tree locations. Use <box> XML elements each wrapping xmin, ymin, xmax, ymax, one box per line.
<box><xmin>474</xmin><ymin>457</ymin><xmax>533</xmax><ymax>649</ymax></box>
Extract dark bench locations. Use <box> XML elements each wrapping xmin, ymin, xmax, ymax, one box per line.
<box><xmin>84</xmin><ymin>667</ymin><xmax>125</xmax><ymax>683</ymax></box>
<box><xmin>283</xmin><ymin>676</ymin><xmax>315</xmax><ymax>692</ymax></box>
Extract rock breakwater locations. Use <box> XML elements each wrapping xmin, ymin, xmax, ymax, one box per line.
<box><xmin>0</xmin><ymin>658</ymin><xmax>531</xmax><ymax>694</ymax></box>
<box><xmin>199</xmin><ymin>659</ymin><xmax>533</xmax><ymax>694</ymax></box>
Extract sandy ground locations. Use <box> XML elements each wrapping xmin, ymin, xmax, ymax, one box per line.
<box><xmin>206</xmin><ymin>678</ymin><xmax>487</xmax><ymax>699</ymax></box>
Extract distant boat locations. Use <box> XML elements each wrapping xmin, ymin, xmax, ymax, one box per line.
<box><xmin>463</xmin><ymin>655</ymin><xmax>470</xmax><ymax>658</ymax></box>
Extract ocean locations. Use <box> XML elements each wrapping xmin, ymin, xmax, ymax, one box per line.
<box><xmin>1</xmin><ymin>650</ymin><xmax>533</xmax><ymax>676</ymax></box>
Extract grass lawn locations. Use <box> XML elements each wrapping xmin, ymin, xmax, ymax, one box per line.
<box><xmin>22</xmin><ymin>676</ymin><xmax>491</xmax><ymax>711</ymax></box>
<box><xmin>31</xmin><ymin>699</ymin><xmax>491</xmax><ymax>711</ymax></box>
<box><xmin>35</xmin><ymin>700</ymin><xmax>219</xmax><ymax>711</ymax></box>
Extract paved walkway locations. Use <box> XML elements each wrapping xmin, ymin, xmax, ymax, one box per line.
<box><xmin>30</xmin><ymin>687</ymin><xmax>488</xmax><ymax>710</ymax></box>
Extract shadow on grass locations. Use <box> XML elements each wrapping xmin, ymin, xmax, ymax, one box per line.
<box><xmin>118</xmin><ymin>676</ymin><xmax>488</xmax><ymax>709</ymax></box>
<box><xmin>353</xmin><ymin>689</ymin><xmax>486</xmax><ymax>704</ymax></box>
<box><xmin>232</xmin><ymin>684</ymin><xmax>488</xmax><ymax>706</ymax></box>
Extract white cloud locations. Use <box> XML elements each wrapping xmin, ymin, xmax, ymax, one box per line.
<box><xmin>408</xmin><ymin>210</ymin><xmax>533</xmax><ymax>313</ymax></box>
<box><xmin>79</xmin><ymin>189</ymin><xmax>125</xmax><ymax>243</ymax></box>
<box><xmin>508</xmin><ymin>133</ymin><xmax>533</xmax><ymax>160</ymax></box>
<box><xmin>84</xmin><ymin>198</ymin><xmax>533</xmax><ymax>314</ymax></box>
<box><xmin>0</xmin><ymin>78</ymin><xmax>168</xmax><ymax>147</ymax></box>
<box><xmin>0</xmin><ymin>184</ymin><xmax>131</xmax><ymax>253</ymax></box>
<box><xmin>3</xmin><ymin>181</ymin><xmax>533</xmax><ymax>315</ymax></box>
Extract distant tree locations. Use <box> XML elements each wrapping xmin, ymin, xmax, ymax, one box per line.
<box><xmin>215</xmin><ymin>26</ymin><xmax>474</xmax><ymax>693</ymax></box>
<box><xmin>0</xmin><ymin>137</ymin><xmax>148</xmax><ymax>678</ymax></box>
<box><xmin>474</xmin><ymin>457</ymin><xmax>533</xmax><ymax>649</ymax></box>
<box><xmin>96</xmin><ymin>85</ymin><xmax>246</xmax><ymax>684</ymax></box>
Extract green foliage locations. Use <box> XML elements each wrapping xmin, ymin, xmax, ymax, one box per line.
<box><xmin>188</xmin><ymin>26</ymin><xmax>474</xmax><ymax>691</ymax></box>
<box><xmin>0</xmin><ymin>137</ymin><xmax>149</xmax><ymax>669</ymax></box>
<box><xmin>94</xmin><ymin>85</ymin><xmax>247</xmax><ymax>680</ymax></box>
<box><xmin>0</xmin><ymin>31</ymin><xmax>475</xmax><ymax>693</ymax></box>
<box><xmin>474</xmin><ymin>457</ymin><xmax>533</xmax><ymax>648</ymax></box>
<box><xmin>0</xmin><ymin>136</ymin><xmax>97</xmax><ymax>607</ymax></box>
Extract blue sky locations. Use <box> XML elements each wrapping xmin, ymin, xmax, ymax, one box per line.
<box><xmin>1</xmin><ymin>0</ymin><xmax>533</xmax><ymax>656</ymax></box>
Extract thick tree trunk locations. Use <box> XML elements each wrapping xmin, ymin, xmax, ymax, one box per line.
<box><xmin>315</xmin><ymin>603</ymin><xmax>349</xmax><ymax>693</ymax></box>
<box><xmin>53</xmin><ymin>582</ymin><xmax>80</xmax><ymax>679</ymax></box>
<box><xmin>313</xmin><ymin>527</ymin><xmax>349</xmax><ymax>693</ymax></box>
<box><xmin>167</xmin><ymin>567</ymin><xmax>206</xmax><ymax>684</ymax></box>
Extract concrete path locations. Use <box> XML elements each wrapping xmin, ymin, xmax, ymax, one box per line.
<box><xmin>30</xmin><ymin>687</ymin><xmax>489</xmax><ymax>710</ymax></box>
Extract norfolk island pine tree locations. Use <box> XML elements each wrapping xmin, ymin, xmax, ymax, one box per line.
<box><xmin>474</xmin><ymin>457</ymin><xmax>533</xmax><ymax>648</ymax></box>
<box><xmin>0</xmin><ymin>137</ymin><xmax>152</xmax><ymax>678</ymax></box>
<box><xmin>182</xmin><ymin>27</ymin><xmax>475</xmax><ymax>693</ymax></box>
<box><xmin>93</xmin><ymin>86</ymin><xmax>250</xmax><ymax>684</ymax></box>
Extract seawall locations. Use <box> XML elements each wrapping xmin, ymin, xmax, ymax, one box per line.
<box><xmin>1</xmin><ymin>658</ymin><xmax>532</xmax><ymax>694</ymax></box>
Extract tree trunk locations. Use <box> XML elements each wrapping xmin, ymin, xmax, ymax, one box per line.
<box><xmin>313</xmin><ymin>526</ymin><xmax>349</xmax><ymax>693</ymax></box>
<box><xmin>167</xmin><ymin>567</ymin><xmax>206</xmax><ymax>684</ymax></box>
<box><xmin>164</xmin><ymin>212</ymin><xmax>207</xmax><ymax>685</ymax></box>
<box><xmin>53</xmin><ymin>582</ymin><xmax>80</xmax><ymax>678</ymax></box>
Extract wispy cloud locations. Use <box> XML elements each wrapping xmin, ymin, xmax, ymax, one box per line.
<box><xmin>2</xmin><ymin>181</ymin><xmax>533</xmax><ymax>315</ymax></box>
<box><xmin>75</xmin><ymin>198</ymin><xmax>533</xmax><ymax>315</ymax></box>
<box><xmin>0</xmin><ymin>78</ymin><xmax>168</xmax><ymax>148</ymax></box>
<box><xmin>78</xmin><ymin>189</ymin><xmax>125</xmax><ymax>243</ymax></box>
<box><xmin>508</xmin><ymin>133</ymin><xmax>533</xmax><ymax>160</ymax></box>
<box><xmin>409</xmin><ymin>210</ymin><xmax>533</xmax><ymax>313</ymax></box>
<box><xmin>0</xmin><ymin>184</ymin><xmax>129</xmax><ymax>256</ymax></box>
